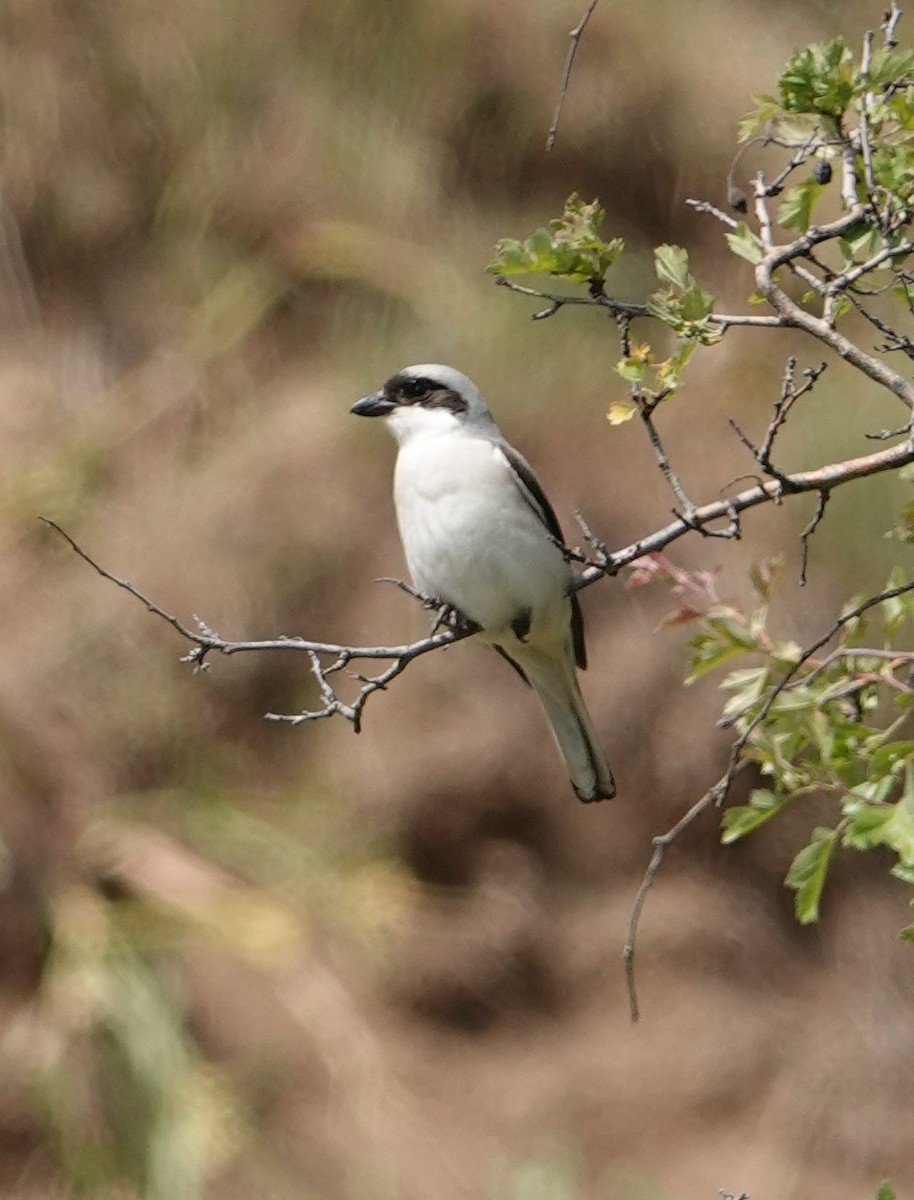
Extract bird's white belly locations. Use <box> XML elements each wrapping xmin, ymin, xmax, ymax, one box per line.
<box><xmin>393</xmin><ymin>435</ymin><xmax>571</xmax><ymax>636</ymax></box>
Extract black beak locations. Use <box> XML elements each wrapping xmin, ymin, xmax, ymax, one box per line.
<box><xmin>351</xmin><ymin>391</ymin><xmax>395</xmax><ymax>417</ymax></box>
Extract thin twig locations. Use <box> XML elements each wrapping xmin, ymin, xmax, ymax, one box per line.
<box><xmin>634</xmin><ymin>393</ymin><xmax>697</xmax><ymax>513</ymax></box>
<box><xmin>494</xmin><ymin>275</ymin><xmax>647</xmax><ymax>319</ymax></box>
<box><xmin>686</xmin><ymin>198</ymin><xmax>741</xmax><ymax>230</ymax></box>
<box><xmin>546</xmin><ymin>0</ymin><xmax>601</xmax><ymax>151</ymax></box>
<box><xmin>623</xmin><ymin>765</ymin><xmax>749</xmax><ymax>1023</ymax></box>
<box><xmin>39</xmin><ymin>517</ymin><xmax>210</xmax><ymax>648</ymax></box>
<box><xmin>798</xmin><ymin>488</ymin><xmax>830</xmax><ymax>586</ymax></box>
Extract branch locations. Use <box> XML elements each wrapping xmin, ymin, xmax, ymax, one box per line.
<box><xmin>573</xmin><ymin>432</ymin><xmax>914</xmax><ymax>588</ymax></box>
<box><xmin>42</xmin><ymin>422</ymin><xmax>914</xmax><ymax>725</ymax></box>
<box><xmin>545</xmin><ymin>0</ymin><xmax>601</xmax><ymax>151</ymax></box>
<box><xmin>622</xmin><ymin>765</ymin><xmax>749</xmax><ymax>1023</ymax></box>
<box><xmin>753</xmin><ymin>203</ymin><xmax>914</xmax><ymax>412</ymax></box>
<box><xmin>495</xmin><ymin>274</ymin><xmax>786</xmax><ymax>330</ymax></box>
<box><xmin>40</xmin><ymin>516</ymin><xmax>475</xmax><ymax>731</ymax></box>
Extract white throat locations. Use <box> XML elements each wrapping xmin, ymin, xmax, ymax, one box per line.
<box><xmin>385</xmin><ymin>403</ymin><xmax>465</xmax><ymax>446</ymax></box>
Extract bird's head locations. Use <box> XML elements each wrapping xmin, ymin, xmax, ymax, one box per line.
<box><xmin>351</xmin><ymin>364</ymin><xmax>498</xmax><ymax>444</ymax></box>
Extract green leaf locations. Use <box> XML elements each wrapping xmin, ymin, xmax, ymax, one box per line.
<box><xmin>722</xmin><ymin>789</ymin><xmax>788</xmax><ymax>842</ymax></box>
<box><xmin>892</xmin><ymin>860</ymin><xmax>914</xmax><ymax>885</ymax></box>
<box><xmin>866</xmin><ymin>741</ymin><xmax>914</xmax><ymax>778</ymax></box>
<box><xmin>881</xmin><ymin>566</ymin><xmax>914</xmax><ymax>634</ymax></box>
<box><xmin>869</xmin><ymin>47</ymin><xmax>914</xmax><ymax>88</ymax></box>
<box><xmin>616</xmin><ymin>357</ymin><xmax>646</xmax><ymax>384</ymax></box>
<box><xmin>720</xmin><ymin>666</ymin><xmax>769</xmax><ymax>721</ymax></box>
<box><xmin>779</xmin><ymin>39</ymin><xmax>855</xmax><ymax>120</ymax></box>
<box><xmin>843</xmin><ymin>771</ymin><xmax>914</xmax><ymax>864</ymax></box>
<box><xmin>655</xmin><ymin>342</ymin><xmax>697</xmax><ymax>393</ymax></box>
<box><xmin>840</xmin><ymin>222</ymin><xmax>882</xmax><ymax>262</ymax></box>
<box><xmin>678</xmin><ymin>280</ymin><xmax>715</xmax><ymax>322</ymax></box>
<box><xmin>705</xmin><ymin>612</ymin><xmax>760</xmax><ymax>651</ymax></box>
<box><xmin>786</xmin><ymin>825</ymin><xmax>841</xmax><ymax>924</ymax></box>
<box><xmin>777</xmin><ymin>180</ymin><xmax>826</xmax><ymax>232</ymax></box>
<box><xmin>654</xmin><ymin>244</ymin><xmax>690</xmax><ymax>289</ymax></box>
<box><xmin>874</xmin><ymin>1182</ymin><xmax>897</xmax><ymax>1200</ymax></box>
<box><xmin>725</xmin><ymin>222</ymin><xmax>764</xmax><ymax>264</ymax></box>
<box><xmin>686</xmin><ymin>632</ymin><xmax>746</xmax><ymax>683</ymax></box>
<box><xmin>851</xmin><ymin>776</ymin><xmax>898</xmax><ymax>805</ymax></box>
<box><xmin>738</xmin><ymin>94</ymin><xmax>782</xmax><ymax>142</ymax></box>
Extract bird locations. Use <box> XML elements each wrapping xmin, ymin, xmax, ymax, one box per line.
<box><xmin>351</xmin><ymin>364</ymin><xmax>615</xmax><ymax>802</ymax></box>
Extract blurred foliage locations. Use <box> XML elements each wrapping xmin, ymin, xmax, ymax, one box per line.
<box><xmin>40</xmin><ymin>888</ymin><xmax>243</xmax><ymax>1200</ymax></box>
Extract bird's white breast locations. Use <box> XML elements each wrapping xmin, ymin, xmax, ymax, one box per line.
<box><xmin>393</xmin><ymin>430</ymin><xmax>571</xmax><ymax>637</ymax></box>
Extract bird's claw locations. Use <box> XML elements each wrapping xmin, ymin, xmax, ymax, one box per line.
<box><xmin>430</xmin><ymin>602</ymin><xmax>477</xmax><ymax>636</ymax></box>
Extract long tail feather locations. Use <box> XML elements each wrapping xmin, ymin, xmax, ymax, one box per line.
<box><xmin>522</xmin><ymin>651</ymin><xmax>616</xmax><ymax>802</ymax></box>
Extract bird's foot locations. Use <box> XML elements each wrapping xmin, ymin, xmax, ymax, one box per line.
<box><xmin>431</xmin><ymin>602</ymin><xmax>478</xmax><ymax>636</ymax></box>
<box><xmin>373</xmin><ymin>577</ymin><xmax>477</xmax><ymax>636</ymax></box>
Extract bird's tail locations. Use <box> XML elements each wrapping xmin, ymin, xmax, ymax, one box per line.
<box><xmin>522</xmin><ymin>649</ymin><xmax>616</xmax><ymax>803</ymax></box>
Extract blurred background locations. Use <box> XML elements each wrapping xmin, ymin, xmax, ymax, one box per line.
<box><xmin>1</xmin><ymin>1</ymin><xmax>913</xmax><ymax>1197</ymax></box>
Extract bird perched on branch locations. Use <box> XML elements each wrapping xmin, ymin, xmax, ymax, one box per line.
<box><xmin>351</xmin><ymin>364</ymin><xmax>615</xmax><ymax>802</ymax></box>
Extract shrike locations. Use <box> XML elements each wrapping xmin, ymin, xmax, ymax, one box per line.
<box><xmin>351</xmin><ymin>364</ymin><xmax>615</xmax><ymax>802</ymax></box>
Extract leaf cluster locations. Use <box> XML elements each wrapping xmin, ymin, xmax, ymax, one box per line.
<box><xmin>487</xmin><ymin>194</ymin><xmax>623</xmax><ymax>287</ymax></box>
<box><xmin>741</xmin><ymin>36</ymin><xmax>914</xmax><ymax>242</ymax></box>
<box><xmin>688</xmin><ymin>563</ymin><xmax>914</xmax><ymax>931</ymax></box>
<box><xmin>645</xmin><ymin>244</ymin><xmax>719</xmax><ymax>345</ymax></box>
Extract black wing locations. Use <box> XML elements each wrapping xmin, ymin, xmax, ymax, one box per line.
<box><xmin>496</xmin><ymin>442</ymin><xmax>588</xmax><ymax>671</ymax></box>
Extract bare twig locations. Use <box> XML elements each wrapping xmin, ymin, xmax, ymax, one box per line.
<box><xmin>39</xmin><ymin>517</ymin><xmax>212</xmax><ymax>651</ymax></box>
<box><xmin>763</xmin><ymin>129</ymin><xmax>822</xmax><ymax>197</ymax></box>
<box><xmin>798</xmin><ymin>488</ymin><xmax>830</xmax><ymax>586</ymax></box>
<box><xmin>546</xmin><ymin>0</ymin><xmax>601</xmax><ymax>151</ymax></box>
<box><xmin>494</xmin><ymin>275</ymin><xmax>646</xmax><ymax>319</ymax></box>
<box><xmin>847</xmin><ymin>292</ymin><xmax>914</xmax><ymax>363</ymax></box>
<box><xmin>686</xmin><ymin>197</ymin><xmax>742</xmax><ymax>230</ymax></box>
<box><xmin>623</xmin><ymin>761</ymin><xmax>751</xmax><ymax>1022</ymax></box>
<box><xmin>759</xmin><ymin>360</ymin><xmax>827</xmax><ymax>466</ymax></box>
<box><xmin>41</xmin><ymin>515</ymin><xmax>475</xmax><ymax>728</ymax></box>
<box><xmin>633</xmin><ymin>392</ymin><xmax>697</xmax><ymax>512</ymax></box>
<box><xmin>828</xmin><ymin>242</ymin><xmax>914</xmax><ymax>295</ymax></box>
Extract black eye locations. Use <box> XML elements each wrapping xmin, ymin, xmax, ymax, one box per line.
<box><xmin>402</xmin><ymin>377</ymin><xmax>432</xmax><ymax>400</ymax></box>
